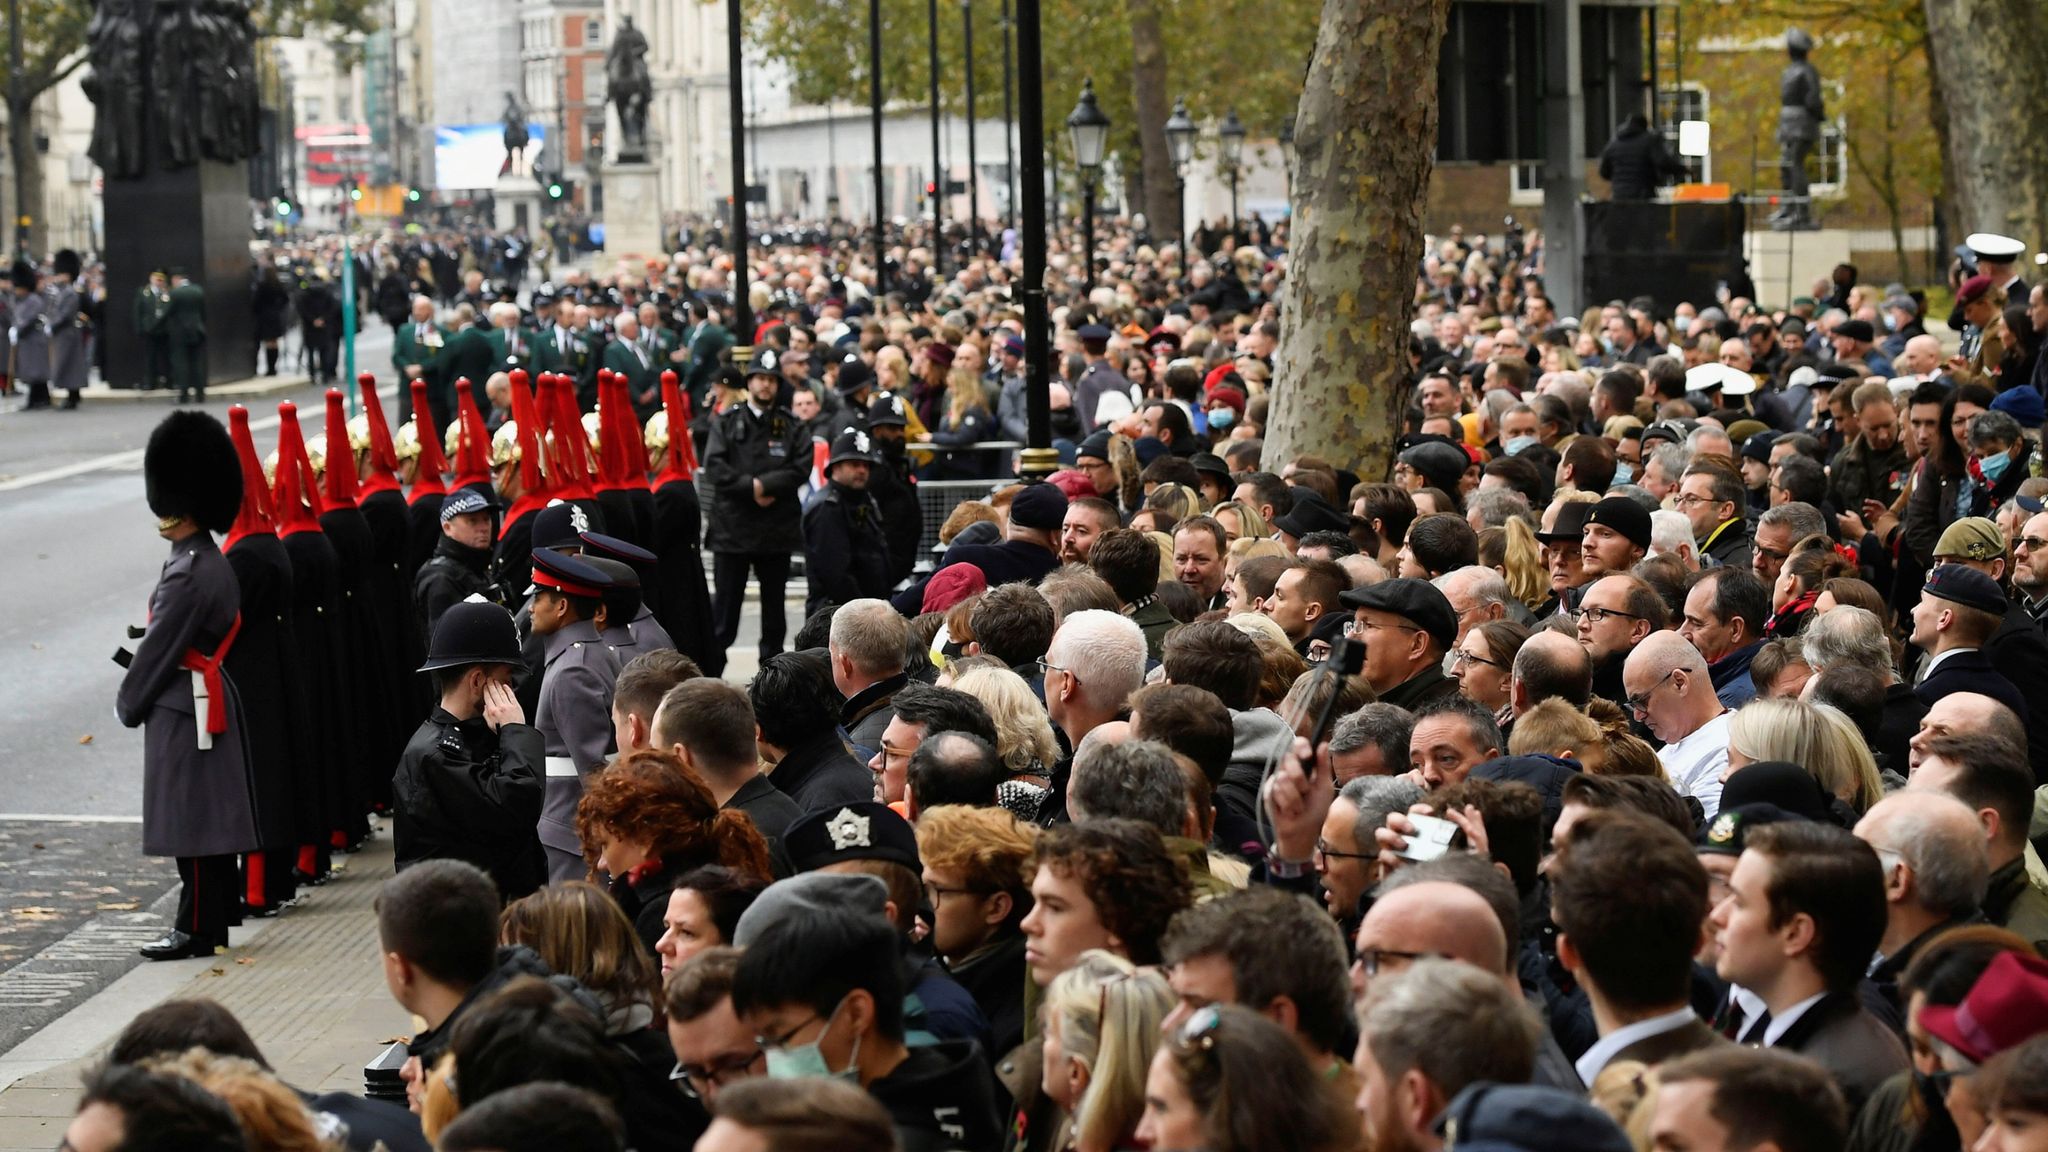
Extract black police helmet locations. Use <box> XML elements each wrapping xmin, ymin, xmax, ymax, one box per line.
<box><xmin>418</xmin><ymin>598</ymin><xmax>523</xmax><ymax>672</ymax></box>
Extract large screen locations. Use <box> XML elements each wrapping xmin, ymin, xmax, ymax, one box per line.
<box><xmin>434</xmin><ymin>122</ymin><xmax>547</xmax><ymax>191</ymax></box>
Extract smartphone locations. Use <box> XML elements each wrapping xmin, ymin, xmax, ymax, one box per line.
<box><xmin>1395</xmin><ymin>813</ymin><xmax>1466</xmax><ymax>863</ymax></box>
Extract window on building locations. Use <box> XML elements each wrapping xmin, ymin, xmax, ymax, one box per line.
<box><xmin>586</xmin><ymin>17</ymin><xmax>601</xmax><ymax>43</ymax></box>
<box><xmin>1509</xmin><ymin>163</ymin><xmax>1542</xmax><ymax>207</ymax></box>
<box><xmin>337</xmin><ymin>96</ymin><xmax>352</xmax><ymax>123</ymax></box>
<box><xmin>304</xmin><ymin>96</ymin><xmax>324</xmax><ymax>122</ymax></box>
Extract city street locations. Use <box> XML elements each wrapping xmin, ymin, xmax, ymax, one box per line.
<box><xmin>0</xmin><ymin>325</ymin><xmax>394</xmax><ymax>1046</ymax></box>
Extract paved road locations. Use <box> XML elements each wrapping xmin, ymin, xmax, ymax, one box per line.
<box><xmin>0</xmin><ymin>326</ymin><xmax>394</xmax><ymax>1044</ymax></box>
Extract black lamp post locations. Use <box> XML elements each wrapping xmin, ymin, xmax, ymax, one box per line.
<box><xmin>727</xmin><ymin>0</ymin><xmax>752</xmax><ymax>348</ymax></box>
<box><xmin>962</xmin><ymin>0</ymin><xmax>979</xmax><ymax>256</ymax></box>
<box><xmin>1219</xmin><ymin>107</ymin><xmax>1245</xmax><ymax>240</ymax></box>
<box><xmin>1278</xmin><ymin>116</ymin><xmax>1294</xmax><ymax>205</ymax></box>
<box><xmin>1066</xmin><ymin>79</ymin><xmax>1109</xmax><ymax>291</ymax></box>
<box><xmin>1016</xmin><ymin>0</ymin><xmax>1053</xmax><ymax>476</ymax></box>
<box><xmin>868</xmin><ymin>0</ymin><xmax>886</xmax><ymax>295</ymax></box>
<box><xmin>1163</xmin><ymin>96</ymin><xmax>1196</xmax><ymax>267</ymax></box>
<box><xmin>1000</xmin><ymin>0</ymin><xmax>1015</xmax><ymax>240</ymax></box>
<box><xmin>927</xmin><ymin>0</ymin><xmax>944</xmax><ymax>276</ymax></box>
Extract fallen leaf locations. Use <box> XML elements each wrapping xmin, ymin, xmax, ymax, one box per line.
<box><xmin>76</xmin><ymin>734</ymin><xmax>92</xmax><ymax>745</ymax></box>
<box><xmin>31</xmin><ymin>843</ymin><xmax>44</xmax><ymax>850</ymax></box>
<box><xmin>208</xmin><ymin>967</ymin><xmax>225</xmax><ymax>976</ymax></box>
<box><xmin>234</xmin><ymin>957</ymin><xmax>254</xmax><ymax>965</ymax></box>
<box><xmin>12</xmin><ymin>907</ymin><xmax>60</xmax><ymax>921</ymax></box>
<box><xmin>96</xmin><ymin>902</ymin><xmax>139</xmax><ymax>911</ymax></box>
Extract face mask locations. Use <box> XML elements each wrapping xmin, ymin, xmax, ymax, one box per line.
<box><xmin>1612</xmin><ymin>461</ymin><xmax>1634</xmax><ymax>486</ymax></box>
<box><xmin>1208</xmin><ymin>407</ymin><xmax>1235</xmax><ymax>429</ymax></box>
<box><xmin>764</xmin><ymin>999</ymin><xmax>861</xmax><ymax>1082</ymax></box>
<box><xmin>1977</xmin><ymin>451</ymin><xmax>2014</xmax><ymax>485</ymax></box>
<box><xmin>1503</xmin><ymin>435</ymin><xmax>1537</xmax><ymax>457</ymax></box>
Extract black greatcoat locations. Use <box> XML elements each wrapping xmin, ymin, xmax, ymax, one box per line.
<box><xmin>320</xmin><ymin>505</ymin><xmax>387</xmax><ymax>830</ymax></box>
<box><xmin>221</xmin><ymin>532</ymin><xmax>300</xmax><ymax>859</ymax></box>
<box><xmin>652</xmin><ymin>478</ymin><xmax>715</xmax><ymax>667</ymax></box>
<box><xmin>279</xmin><ymin>528</ymin><xmax>348</xmax><ymax>850</ymax></box>
<box><xmin>359</xmin><ymin>487</ymin><xmax>429</xmax><ymax>759</ymax></box>
<box><xmin>405</xmin><ymin>488</ymin><xmax>444</xmax><ymax>579</ymax></box>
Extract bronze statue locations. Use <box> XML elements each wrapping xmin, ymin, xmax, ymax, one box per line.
<box><xmin>501</xmin><ymin>91</ymin><xmax>531</xmax><ymax>175</ymax></box>
<box><xmin>606</xmin><ymin>16</ymin><xmax>652</xmax><ymax>162</ymax></box>
<box><xmin>84</xmin><ymin>0</ymin><xmax>148</xmax><ymax>179</ymax></box>
<box><xmin>1772</xmin><ymin>27</ymin><xmax>1825</xmax><ymax>232</ymax></box>
<box><xmin>152</xmin><ymin>0</ymin><xmax>202</xmax><ymax>169</ymax></box>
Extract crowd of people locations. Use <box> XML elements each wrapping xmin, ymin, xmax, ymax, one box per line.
<box><xmin>85</xmin><ymin>214</ymin><xmax>2048</xmax><ymax>1152</ymax></box>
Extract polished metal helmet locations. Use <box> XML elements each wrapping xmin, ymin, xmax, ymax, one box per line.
<box><xmin>644</xmin><ymin>409</ymin><xmax>669</xmax><ymax>457</ymax></box>
<box><xmin>490</xmin><ymin>421</ymin><xmax>522</xmax><ymax>467</ymax></box>
<box><xmin>394</xmin><ymin>419</ymin><xmax>423</xmax><ymax>461</ymax></box>
<box><xmin>582</xmin><ymin>410</ymin><xmax>604</xmax><ymax>453</ymax></box>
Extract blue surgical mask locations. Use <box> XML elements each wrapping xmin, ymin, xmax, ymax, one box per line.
<box><xmin>1208</xmin><ymin>407</ymin><xmax>1236</xmax><ymax>429</ymax></box>
<box><xmin>1612</xmin><ymin>461</ymin><xmax>1634</xmax><ymax>486</ymax></box>
<box><xmin>763</xmin><ymin>999</ymin><xmax>861</xmax><ymax>1082</ymax></box>
<box><xmin>1977</xmin><ymin>452</ymin><xmax>2014</xmax><ymax>484</ymax></box>
<box><xmin>1503</xmin><ymin>435</ymin><xmax>1537</xmax><ymax>456</ymax></box>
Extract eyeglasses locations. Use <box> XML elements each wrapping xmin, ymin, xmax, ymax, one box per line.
<box><xmin>756</xmin><ymin>1013</ymin><xmax>822</xmax><ymax>1054</ymax></box>
<box><xmin>1315</xmin><ymin>838</ymin><xmax>1374</xmax><ymax>861</ymax></box>
<box><xmin>873</xmin><ymin>741</ymin><xmax>914</xmax><ymax>769</ymax></box>
<box><xmin>1625</xmin><ymin>669</ymin><xmax>1677</xmax><ymax>717</ymax></box>
<box><xmin>1035</xmin><ymin>657</ymin><xmax>1070</xmax><ymax>679</ymax></box>
<box><xmin>1577</xmin><ymin>605</ymin><xmax>1643</xmax><ymax>626</ymax></box>
<box><xmin>923</xmin><ymin>881</ymin><xmax>981</xmax><ymax>906</ymax></box>
<box><xmin>1673</xmin><ymin>493</ymin><xmax>1718</xmax><ymax>510</ymax></box>
<box><xmin>1450</xmin><ymin>649</ymin><xmax>1503</xmax><ymax>671</ymax></box>
<box><xmin>669</xmin><ymin>1048</ymin><xmax>764</xmax><ymax>1098</ymax></box>
<box><xmin>2021</xmin><ymin>536</ymin><xmax>2048</xmax><ymax>553</ymax></box>
<box><xmin>1344</xmin><ymin>618</ymin><xmax>1421</xmax><ymax>639</ymax></box>
<box><xmin>1354</xmin><ymin>948</ymin><xmax>1438</xmax><ymax>977</ymax></box>
<box><xmin>1754</xmin><ymin>543</ymin><xmax>1792</xmax><ymax>563</ymax></box>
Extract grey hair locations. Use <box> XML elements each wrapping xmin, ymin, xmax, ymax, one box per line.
<box><xmin>1801</xmin><ymin>606</ymin><xmax>1893</xmax><ymax>677</ymax></box>
<box><xmin>1359</xmin><ymin>957</ymin><xmax>1542</xmax><ymax>1093</ymax></box>
<box><xmin>1465</xmin><ymin>487</ymin><xmax>1532</xmax><ymax>530</ymax></box>
<box><xmin>1649</xmin><ymin>510</ymin><xmax>1694</xmax><ymax>555</ymax></box>
<box><xmin>1340</xmin><ymin>775</ymin><xmax>1426</xmax><ymax>857</ymax></box>
<box><xmin>1436</xmin><ymin>566</ymin><xmax>1511</xmax><ymax>612</ymax></box>
<box><xmin>828</xmin><ymin>599</ymin><xmax>909</xmax><ymax>676</ymax></box>
<box><xmin>1758</xmin><ymin>501</ymin><xmax>1829</xmax><ymax>543</ymax></box>
<box><xmin>1649</xmin><ymin>443</ymin><xmax>1692</xmax><ymax>480</ymax></box>
<box><xmin>1067</xmin><ymin>739</ymin><xmax>1188</xmax><ymax>836</ymax></box>
<box><xmin>1970</xmin><ymin>410</ymin><xmax>2025</xmax><ymax>449</ymax></box>
<box><xmin>1607</xmin><ymin>484</ymin><xmax>1661</xmax><ymax>515</ymax></box>
<box><xmin>1330</xmin><ymin>703</ymin><xmax>1416</xmax><ymax>771</ymax></box>
<box><xmin>1881</xmin><ymin>793</ymin><xmax>1990</xmax><ymax>920</ymax></box>
<box><xmin>1047</xmin><ymin>610</ymin><xmax>1148</xmax><ymax>715</ymax></box>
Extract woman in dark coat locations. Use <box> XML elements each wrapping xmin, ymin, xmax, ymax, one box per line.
<box><xmin>116</xmin><ymin>411</ymin><xmax>260</xmax><ymax>960</ymax></box>
<box><xmin>573</xmin><ymin>750</ymin><xmax>773</xmax><ymax>957</ymax></box>
<box><xmin>251</xmin><ymin>265</ymin><xmax>291</xmax><ymax>377</ymax></box>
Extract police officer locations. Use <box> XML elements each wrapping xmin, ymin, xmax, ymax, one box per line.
<box><xmin>393</xmin><ymin>598</ymin><xmax>546</xmax><ymax>899</ymax></box>
<box><xmin>116</xmin><ymin>411</ymin><xmax>260</xmax><ymax>960</ymax></box>
<box><xmin>803</xmin><ymin>429</ymin><xmax>892</xmax><ymax>619</ymax></box>
<box><xmin>702</xmin><ymin>347</ymin><xmax>807</xmax><ymax>670</ymax></box>
<box><xmin>530</xmin><ymin>548</ymin><xmax>622</xmax><ymax>883</ymax></box>
<box><xmin>864</xmin><ymin>391</ymin><xmax>924</xmax><ymax>587</ymax></box>
<box><xmin>415</xmin><ymin>489</ymin><xmax>501</xmax><ymax>637</ymax></box>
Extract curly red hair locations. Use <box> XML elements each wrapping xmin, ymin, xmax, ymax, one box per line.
<box><xmin>575</xmin><ymin>750</ymin><xmax>773</xmax><ymax>882</ymax></box>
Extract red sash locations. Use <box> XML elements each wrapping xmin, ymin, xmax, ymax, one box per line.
<box><xmin>178</xmin><ymin>613</ymin><xmax>241</xmax><ymax>734</ymax></box>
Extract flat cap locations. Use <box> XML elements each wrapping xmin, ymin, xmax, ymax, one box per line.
<box><xmin>1834</xmin><ymin>319</ymin><xmax>1876</xmax><ymax>343</ymax></box>
<box><xmin>1338</xmin><ymin>576</ymin><xmax>1458</xmax><ymax>652</ymax></box>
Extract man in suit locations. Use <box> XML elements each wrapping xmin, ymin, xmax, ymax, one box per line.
<box><xmin>164</xmin><ymin>268</ymin><xmax>207</xmax><ymax>404</ymax></box>
<box><xmin>482</xmin><ymin>301</ymin><xmax>530</xmax><ymax>380</ymax></box>
<box><xmin>1709</xmin><ymin>821</ymin><xmax>1908</xmax><ymax>1114</ymax></box>
<box><xmin>532</xmin><ymin>297</ymin><xmax>594</xmax><ymax>400</ymax></box>
<box><xmin>680</xmin><ymin>299</ymin><xmax>729</xmax><ymax>407</ymax></box>
<box><xmin>1553</xmin><ymin>810</ymin><xmax>1728</xmax><ymax>1085</ymax></box>
<box><xmin>134</xmin><ymin>268</ymin><xmax>172</xmax><ymax>392</ymax></box>
<box><xmin>603</xmin><ymin>311</ymin><xmax>660</xmax><ymax>421</ymax></box>
<box><xmin>638</xmin><ymin>301</ymin><xmax>682</xmax><ymax>370</ymax></box>
<box><xmin>393</xmin><ymin>296</ymin><xmax>443</xmax><ymax>423</ymax></box>
<box><xmin>1911</xmin><ymin>563</ymin><xmax>2030</xmax><ymax>723</ymax></box>
<box><xmin>1852</xmin><ymin>790</ymin><xmax>1989</xmax><ymax>1034</ymax></box>
<box><xmin>430</xmin><ymin>310</ymin><xmax>496</xmax><ymax>429</ymax></box>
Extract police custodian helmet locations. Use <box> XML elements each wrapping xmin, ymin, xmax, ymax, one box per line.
<box><xmin>418</xmin><ymin>597</ymin><xmax>523</xmax><ymax>672</ymax></box>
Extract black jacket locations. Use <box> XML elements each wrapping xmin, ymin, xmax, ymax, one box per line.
<box><xmin>391</xmin><ymin>709</ymin><xmax>547</xmax><ymax>900</ymax></box>
<box><xmin>701</xmin><ymin>402</ymin><xmax>807</xmax><ymax>554</ymax></box>
<box><xmin>868</xmin><ymin>448</ymin><xmax>924</xmax><ymax>586</ymax></box>
<box><xmin>407</xmin><ymin>946</ymin><xmax>554</xmax><ymax>1067</ymax></box>
<box><xmin>946</xmin><ymin>932</ymin><xmax>1029</xmax><ymax>1060</ymax></box>
<box><xmin>414</xmin><ymin>534</ymin><xmax>498</xmax><ymax>638</ymax></box>
<box><xmin>770</xmin><ymin>731</ymin><xmax>877</xmax><ymax>812</ymax></box>
<box><xmin>1598</xmin><ymin>118</ymin><xmax>1686</xmax><ymax>200</ymax></box>
<box><xmin>803</xmin><ymin>481</ymin><xmax>893</xmax><ymax>617</ymax></box>
<box><xmin>869</xmin><ymin>1040</ymin><xmax>1006</xmax><ymax>1152</ymax></box>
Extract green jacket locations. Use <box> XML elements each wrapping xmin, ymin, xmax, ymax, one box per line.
<box><xmin>682</xmin><ymin>320</ymin><xmax>730</xmax><ymax>395</ymax></box>
<box><xmin>134</xmin><ymin>285</ymin><xmax>170</xmax><ymax>338</ymax></box>
<box><xmin>487</xmin><ymin>325</ymin><xmax>534</xmax><ymax>376</ymax></box>
<box><xmin>602</xmin><ymin>338</ymin><xmax>659</xmax><ymax>409</ymax></box>
<box><xmin>433</xmin><ymin>325</ymin><xmax>496</xmax><ymax>402</ymax></box>
<box><xmin>394</xmin><ymin>320</ymin><xmax>445</xmax><ymax>378</ymax></box>
<box><xmin>164</xmin><ymin>282</ymin><xmax>206</xmax><ymax>346</ymax></box>
<box><xmin>533</xmin><ymin>323</ymin><xmax>594</xmax><ymax>385</ymax></box>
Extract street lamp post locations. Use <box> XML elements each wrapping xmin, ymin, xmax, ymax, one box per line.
<box><xmin>1219</xmin><ymin>107</ymin><xmax>1244</xmax><ymax>241</ymax></box>
<box><xmin>1065</xmin><ymin>79</ymin><xmax>1108</xmax><ymax>291</ymax></box>
<box><xmin>962</xmin><ymin>0</ymin><xmax>979</xmax><ymax>256</ymax></box>
<box><xmin>999</xmin><ymin>0</ymin><xmax>1015</xmax><ymax>240</ymax></box>
<box><xmin>1163</xmin><ymin>96</ymin><xmax>1196</xmax><ymax>269</ymax></box>
<box><xmin>1277</xmin><ymin>116</ymin><xmax>1294</xmax><ymax>206</ymax></box>
<box><xmin>1015</xmin><ymin>0</ymin><xmax>1054</xmax><ymax>477</ymax></box>
<box><xmin>927</xmin><ymin>0</ymin><xmax>944</xmax><ymax>276</ymax></box>
<box><xmin>868</xmin><ymin>0</ymin><xmax>886</xmax><ymax>295</ymax></box>
<box><xmin>727</xmin><ymin>0</ymin><xmax>753</xmax><ymax>349</ymax></box>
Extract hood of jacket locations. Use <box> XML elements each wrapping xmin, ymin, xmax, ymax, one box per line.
<box><xmin>1228</xmin><ymin>707</ymin><xmax>1295</xmax><ymax>768</ymax></box>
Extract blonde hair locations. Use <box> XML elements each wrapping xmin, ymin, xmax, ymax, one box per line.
<box><xmin>874</xmin><ymin>344</ymin><xmax>909</xmax><ymax>391</ymax></box>
<box><xmin>142</xmin><ymin>1048</ymin><xmax>340</xmax><ymax>1152</ymax></box>
<box><xmin>1145</xmin><ymin>531</ymin><xmax>1176</xmax><ymax>583</ymax></box>
<box><xmin>1045</xmin><ymin>951</ymin><xmax>1175</xmax><ymax>1152</ymax></box>
<box><xmin>950</xmin><ymin>665</ymin><xmax>1061</xmax><ymax>776</ymax></box>
<box><xmin>1726</xmin><ymin>697</ymin><xmax>1884</xmax><ymax>811</ymax></box>
<box><xmin>1508</xmin><ymin>697</ymin><xmax>1602</xmax><ymax>764</ymax></box>
<box><xmin>946</xmin><ymin>367</ymin><xmax>988</xmax><ymax>424</ymax></box>
<box><xmin>1227</xmin><ymin>535</ymin><xmax>1288</xmax><ymax>564</ymax></box>
<box><xmin>421</xmin><ymin>1052</ymin><xmax>461</xmax><ymax>1142</ymax></box>
<box><xmin>1212</xmin><ymin>500</ymin><xmax>1270</xmax><ymax>542</ymax></box>
<box><xmin>1810</xmin><ymin>702</ymin><xmax>1885</xmax><ymax>813</ymax></box>
<box><xmin>498</xmin><ymin>882</ymin><xmax>658</xmax><ymax>1022</ymax></box>
<box><xmin>1493</xmin><ymin>518</ymin><xmax>1549</xmax><ymax>611</ymax></box>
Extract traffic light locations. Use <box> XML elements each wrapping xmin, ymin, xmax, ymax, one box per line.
<box><xmin>349</xmin><ymin>185</ymin><xmax>364</xmax><ymax>203</ymax></box>
<box><xmin>274</xmin><ymin>187</ymin><xmax>294</xmax><ymax>217</ymax></box>
<box><xmin>924</xmin><ymin>180</ymin><xmax>937</xmax><ymax>201</ymax></box>
<box><xmin>406</xmin><ymin>187</ymin><xmax>422</xmax><ymax>203</ymax></box>
<box><xmin>547</xmin><ymin>180</ymin><xmax>566</xmax><ymax>201</ymax></box>
<box><xmin>275</xmin><ymin>199</ymin><xmax>291</xmax><ymax>217</ymax></box>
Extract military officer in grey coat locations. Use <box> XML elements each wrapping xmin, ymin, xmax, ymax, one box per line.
<box><xmin>115</xmin><ymin>410</ymin><xmax>260</xmax><ymax>960</ymax></box>
<box><xmin>9</xmin><ymin>260</ymin><xmax>48</xmax><ymax>410</ymax></box>
<box><xmin>47</xmin><ymin>248</ymin><xmax>86</xmax><ymax>408</ymax></box>
<box><xmin>529</xmin><ymin>548</ymin><xmax>623</xmax><ymax>882</ymax></box>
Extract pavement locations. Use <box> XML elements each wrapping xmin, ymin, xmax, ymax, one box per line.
<box><xmin>0</xmin><ymin>827</ymin><xmax>408</xmax><ymax>1151</ymax></box>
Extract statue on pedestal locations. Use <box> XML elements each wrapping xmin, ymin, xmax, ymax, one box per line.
<box><xmin>1772</xmin><ymin>27</ymin><xmax>1825</xmax><ymax>232</ymax></box>
<box><xmin>607</xmin><ymin>16</ymin><xmax>652</xmax><ymax>162</ymax></box>
<box><xmin>83</xmin><ymin>0</ymin><xmax>148</xmax><ymax>179</ymax></box>
<box><xmin>502</xmin><ymin>92</ymin><xmax>531</xmax><ymax>175</ymax></box>
<box><xmin>152</xmin><ymin>0</ymin><xmax>203</xmax><ymax>169</ymax></box>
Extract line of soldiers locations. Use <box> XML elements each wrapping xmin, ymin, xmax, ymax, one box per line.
<box><xmin>115</xmin><ymin>364</ymin><xmax>721</xmax><ymax>958</ymax></box>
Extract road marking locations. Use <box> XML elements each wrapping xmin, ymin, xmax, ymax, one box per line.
<box><xmin>0</xmin><ymin>385</ymin><xmax>401</xmax><ymax>493</ymax></box>
<box><xmin>0</xmin><ymin>814</ymin><xmax>143</xmax><ymax>824</ymax></box>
